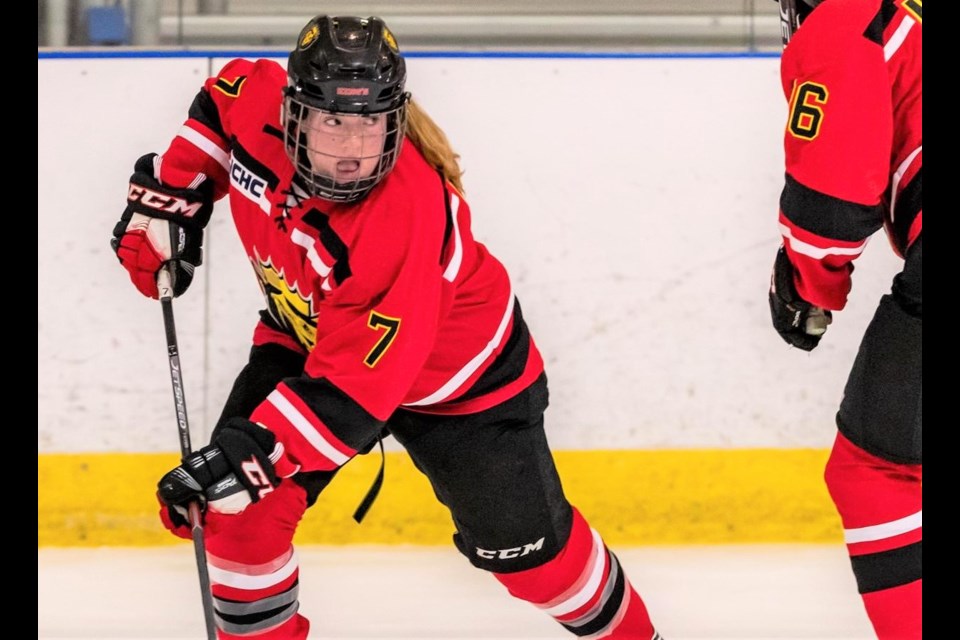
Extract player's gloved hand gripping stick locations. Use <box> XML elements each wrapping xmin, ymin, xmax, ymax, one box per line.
<box><xmin>156</xmin><ymin>266</ymin><xmax>218</xmax><ymax>640</ymax></box>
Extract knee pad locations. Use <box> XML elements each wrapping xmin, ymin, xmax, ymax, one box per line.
<box><xmin>837</xmin><ymin>293</ymin><xmax>921</xmax><ymax>464</ymax></box>
<box><xmin>393</xmin><ymin>381</ymin><xmax>572</xmax><ymax>574</ymax></box>
<box><xmin>824</xmin><ymin>433</ymin><xmax>922</xmax><ymax>594</ymax></box>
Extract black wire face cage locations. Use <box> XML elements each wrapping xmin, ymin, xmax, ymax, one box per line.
<box><xmin>282</xmin><ymin>95</ymin><xmax>407</xmax><ymax>203</ymax></box>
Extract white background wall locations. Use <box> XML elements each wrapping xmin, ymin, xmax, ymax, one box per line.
<box><xmin>37</xmin><ymin>53</ymin><xmax>902</xmax><ymax>453</ymax></box>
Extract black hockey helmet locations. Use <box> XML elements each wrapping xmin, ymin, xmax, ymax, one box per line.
<box><xmin>283</xmin><ymin>16</ymin><xmax>409</xmax><ymax>202</ymax></box>
<box><xmin>777</xmin><ymin>0</ymin><xmax>823</xmax><ymax>47</ymax></box>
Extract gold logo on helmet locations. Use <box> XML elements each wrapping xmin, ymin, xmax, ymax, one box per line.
<box><xmin>382</xmin><ymin>27</ymin><xmax>398</xmax><ymax>51</ymax></box>
<box><xmin>299</xmin><ymin>24</ymin><xmax>319</xmax><ymax>50</ymax></box>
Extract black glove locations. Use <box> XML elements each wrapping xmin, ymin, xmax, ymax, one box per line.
<box><xmin>110</xmin><ymin>153</ymin><xmax>214</xmax><ymax>299</ymax></box>
<box><xmin>158</xmin><ymin>418</ymin><xmax>282</xmax><ymax>525</ymax></box>
<box><xmin>769</xmin><ymin>246</ymin><xmax>832</xmax><ymax>351</ymax></box>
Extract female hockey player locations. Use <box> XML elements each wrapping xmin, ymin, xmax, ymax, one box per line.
<box><xmin>111</xmin><ymin>14</ymin><xmax>663</xmax><ymax>640</ymax></box>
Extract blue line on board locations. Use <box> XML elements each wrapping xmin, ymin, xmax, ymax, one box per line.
<box><xmin>38</xmin><ymin>49</ymin><xmax>780</xmax><ymax>61</ymax></box>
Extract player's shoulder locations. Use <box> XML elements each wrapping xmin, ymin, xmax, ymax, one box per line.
<box><xmin>363</xmin><ymin>143</ymin><xmax>453</xmax><ymax>242</ymax></box>
<box><xmin>805</xmin><ymin>0</ymin><xmax>885</xmax><ymax>38</ymax></box>
<box><xmin>211</xmin><ymin>58</ymin><xmax>286</xmax><ymax>90</ymax></box>
<box><xmin>387</xmin><ymin>141</ymin><xmax>453</xmax><ymax>213</ymax></box>
<box><xmin>789</xmin><ymin>0</ymin><xmax>888</xmax><ymax>65</ymax></box>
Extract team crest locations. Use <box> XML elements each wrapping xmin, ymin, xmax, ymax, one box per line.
<box><xmin>382</xmin><ymin>26</ymin><xmax>398</xmax><ymax>51</ymax></box>
<box><xmin>252</xmin><ymin>253</ymin><xmax>318</xmax><ymax>350</ymax></box>
<box><xmin>299</xmin><ymin>23</ymin><xmax>319</xmax><ymax>49</ymax></box>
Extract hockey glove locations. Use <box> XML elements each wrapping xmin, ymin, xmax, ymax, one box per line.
<box><xmin>157</xmin><ymin>418</ymin><xmax>297</xmax><ymax>530</ymax></box>
<box><xmin>110</xmin><ymin>153</ymin><xmax>214</xmax><ymax>299</ymax></box>
<box><xmin>768</xmin><ymin>245</ymin><xmax>832</xmax><ymax>351</ymax></box>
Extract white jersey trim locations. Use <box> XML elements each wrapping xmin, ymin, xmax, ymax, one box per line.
<box><xmin>177</xmin><ymin>123</ymin><xmax>231</xmax><ymax>172</ymax></box>
<box><xmin>442</xmin><ymin>192</ymin><xmax>463</xmax><ymax>282</ymax></box>
<box><xmin>267</xmin><ymin>389</ymin><xmax>350</xmax><ymax>467</ymax></box>
<box><xmin>779</xmin><ymin>223</ymin><xmax>868</xmax><ymax>260</ymax></box>
<box><xmin>402</xmin><ymin>282</ymin><xmax>515</xmax><ymax>407</ymax></box>
<box><xmin>291</xmin><ymin>228</ymin><xmax>333</xmax><ymax>277</ymax></box>
<box><xmin>890</xmin><ymin>145</ymin><xmax>921</xmax><ymax>223</ymax></box>
<box><xmin>844</xmin><ymin>509</ymin><xmax>922</xmax><ymax>544</ymax></box>
<box><xmin>884</xmin><ymin>14</ymin><xmax>915</xmax><ymax>62</ymax></box>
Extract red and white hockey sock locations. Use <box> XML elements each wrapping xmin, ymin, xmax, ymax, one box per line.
<box><xmin>207</xmin><ymin>547</ymin><xmax>309</xmax><ymax>639</ymax></box>
<box><xmin>203</xmin><ymin>481</ymin><xmax>311</xmax><ymax>639</ymax></box>
<box><xmin>825</xmin><ymin>432</ymin><xmax>922</xmax><ymax>640</ymax></box>
<box><xmin>494</xmin><ymin>508</ymin><xmax>658</xmax><ymax>639</ymax></box>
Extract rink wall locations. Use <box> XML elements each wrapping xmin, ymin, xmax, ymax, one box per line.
<box><xmin>38</xmin><ymin>51</ymin><xmax>901</xmax><ymax>547</ymax></box>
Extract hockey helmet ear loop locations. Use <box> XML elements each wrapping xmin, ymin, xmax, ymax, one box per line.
<box><xmin>352</xmin><ymin>432</ymin><xmax>386</xmax><ymax>523</ymax></box>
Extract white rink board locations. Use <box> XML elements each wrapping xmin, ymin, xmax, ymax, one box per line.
<box><xmin>38</xmin><ymin>54</ymin><xmax>903</xmax><ymax>453</ymax></box>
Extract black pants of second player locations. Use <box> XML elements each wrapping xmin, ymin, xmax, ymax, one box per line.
<box><xmin>824</xmin><ymin>235</ymin><xmax>922</xmax><ymax>639</ymax></box>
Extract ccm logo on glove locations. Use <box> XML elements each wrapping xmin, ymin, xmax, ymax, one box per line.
<box><xmin>111</xmin><ymin>153</ymin><xmax>215</xmax><ymax>299</ymax></box>
<box><xmin>127</xmin><ymin>183</ymin><xmax>207</xmax><ymax>218</ymax></box>
<box><xmin>241</xmin><ymin>457</ymin><xmax>278</xmax><ymax>499</ymax></box>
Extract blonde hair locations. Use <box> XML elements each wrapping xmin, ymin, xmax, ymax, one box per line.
<box><xmin>404</xmin><ymin>97</ymin><xmax>465</xmax><ymax>194</ymax></box>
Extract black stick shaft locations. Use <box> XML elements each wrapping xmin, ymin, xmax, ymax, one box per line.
<box><xmin>158</xmin><ymin>268</ymin><xmax>218</xmax><ymax>640</ymax></box>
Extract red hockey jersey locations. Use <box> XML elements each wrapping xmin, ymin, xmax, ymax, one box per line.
<box><xmin>153</xmin><ymin>58</ymin><xmax>544</xmax><ymax>472</ymax></box>
<box><xmin>778</xmin><ymin>0</ymin><xmax>922</xmax><ymax>310</ymax></box>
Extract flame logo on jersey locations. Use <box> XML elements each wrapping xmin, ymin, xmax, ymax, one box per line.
<box><xmin>252</xmin><ymin>254</ymin><xmax>317</xmax><ymax>351</ymax></box>
<box><xmin>299</xmin><ymin>23</ymin><xmax>319</xmax><ymax>49</ymax></box>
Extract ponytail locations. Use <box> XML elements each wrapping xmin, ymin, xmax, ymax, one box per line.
<box><xmin>404</xmin><ymin>97</ymin><xmax>465</xmax><ymax>194</ymax></box>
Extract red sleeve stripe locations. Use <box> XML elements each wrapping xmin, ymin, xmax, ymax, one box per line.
<box><xmin>442</xmin><ymin>192</ymin><xmax>463</xmax><ymax>282</ymax></box>
<box><xmin>265</xmin><ymin>387</ymin><xmax>355</xmax><ymax>466</ymax></box>
<box><xmin>176</xmin><ymin>122</ymin><xmax>230</xmax><ymax>172</ymax></box>
<box><xmin>778</xmin><ymin>221</ymin><xmax>868</xmax><ymax>260</ymax></box>
<box><xmin>891</xmin><ymin>145</ymin><xmax>921</xmax><ymax>223</ymax></box>
<box><xmin>403</xmin><ymin>283</ymin><xmax>515</xmax><ymax>407</ymax></box>
<box><xmin>844</xmin><ymin>509</ymin><xmax>922</xmax><ymax>545</ymax></box>
<box><xmin>540</xmin><ymin>528</ymin><xmax>607</xmax><ymax>617</ymax></box>
<box><xmin>884</xmin><ymin>13</ymin><xmax>917</xmax><ymax>62</ymax></box>
<box><xmin>207</xmin><ymin>548</ymin><xmax>299</xmax><ymax>591</ymax></box>
<box><xmin>291</xmin><ymin>228</ymin><xmax>333</xmax><ymax>277</ymax></box>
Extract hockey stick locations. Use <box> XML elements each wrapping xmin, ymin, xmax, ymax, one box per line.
<box><xmin>158</xmin><ymin>267</ymin><xmax>218</xmax><ymax>640</ymax></box>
